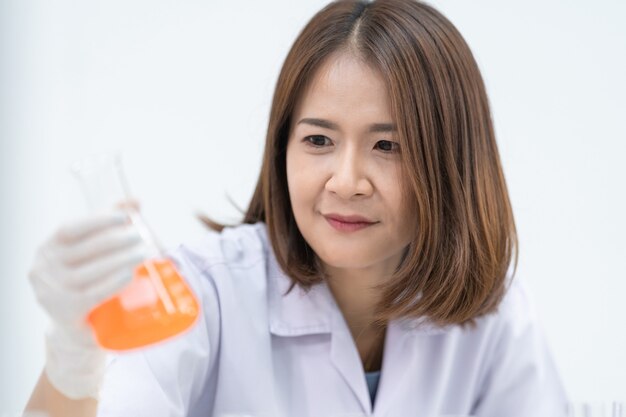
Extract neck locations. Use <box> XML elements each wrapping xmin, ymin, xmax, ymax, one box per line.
<box><xmin>324</xmin><ymin>261</ymin><xmax>398</xmax><ymax>373</ymax></box>
<box><xmin>323</xmin><ymin>250</ymin><xmax>402</xmax><ymax>332</ymax></box>
<box><xmin>325</xmin><ymin>265</ymin><xmax>382</xmax><ymax>334</ymax></box>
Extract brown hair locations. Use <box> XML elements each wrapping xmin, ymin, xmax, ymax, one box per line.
<box><xmin>202</xmin><ymin>0</ymin><xmax>518</xmax><ymax>327</ymax></box>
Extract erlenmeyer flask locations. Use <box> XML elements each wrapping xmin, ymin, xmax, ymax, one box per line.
<box><xmin>71</xmin><ymin>152</ymin><xmax>199</xmax><ymax>350</ymax></box>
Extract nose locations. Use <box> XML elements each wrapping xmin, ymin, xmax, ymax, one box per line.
<box><xmin>325</xmin><ymin>146</ymin><xmax>374</xmax><ymax>200</ymax></box>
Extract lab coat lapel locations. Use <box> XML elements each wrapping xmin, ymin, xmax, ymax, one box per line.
<box><xmin>373</xmin><ymin>319</ymin><xmax>451</xmax><ymax>416</ymax></box>
<box><xmin>267</xmin><ymin>249</ymin><xmax>333</xmax><ymax>336</ymax></box>
<box><xmin>268</xmin><ymin>253</ymin><xmax>371</xmax><ymax>413</ymax></box>
<box><xmin>329</xmin><ymin>310</ymin><xmax>373</xmax><ymax>416</ymax></box>
<box><xmin>268</xmin><ymin>250</ymin><xmax>372</xmax><ymax>415</ymax></box>
<box><xmin>372</xmin><ymin>320</ymin><xmax>414</xmax><ymax>416</ymax></box>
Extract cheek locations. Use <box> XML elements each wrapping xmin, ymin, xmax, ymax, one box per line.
<box><xmin>378</xmin><ymin>167</ymin><xmax>404</xmax><ymax>211</ymax></box>
<box><xmin>380</xmin><ymin>170</ymin><xmax>414</xmax><ymax>239</ymax></box>
<box><xmin>287</xmin><ymin>151</ymin><xmax>321</xmax><ymax>199</ymax></box>
<box><xmin>286</xmin><ymin>148</ymin><xmax>317</xmax><ymax>209</ymax></box>
<box><xmin>286</xmin><ymin>146</ymin><xmax>299</xmax><ymax>192</ymax></box>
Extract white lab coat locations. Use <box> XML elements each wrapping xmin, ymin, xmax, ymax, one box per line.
<box><xmin>97</xmin><ymin>222</ymin><xmax>568</xmax><ymax>417</ymax></box>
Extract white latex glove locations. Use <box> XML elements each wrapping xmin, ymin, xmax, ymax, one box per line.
<box><xmin>29</xmin><ymin>209</ymin><xmax>148</xmax><ymax>399</ymax></box>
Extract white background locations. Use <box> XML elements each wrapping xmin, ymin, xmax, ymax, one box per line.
<box><xmin>1</xmin><ymin>0</ymin><xmax>625</xmax><ymax>413</ymax></box>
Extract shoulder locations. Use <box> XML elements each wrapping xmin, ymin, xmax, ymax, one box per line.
<box><xmin>441</xmin><ymin>275</ymin><xmax>546</xmax><ymax>376</ymax></box>
<box><xmin>172</xmin><ymin>222</ymin><xmax>269</xmax><ymax>271</ymax></box>
<box><xmin>486</xmin><ymin>275</ymin><xmax>541</xmax><ymax>338</ymax></box>
<box><xmin>457</xmin><ymin>275</ymin><xmax>543</xmax><ymax>355</ymax></box>
<box><xmin>425</xmin><ymin>275</ymin><xmax>539</xmax><ymax>339</ymax></box>
<box><xmin>167</xmin><ymin>221</ymin><xmax>275</xmax><ymax>329</ymax></box>
<box><xmin>99</xmin><ymin>222</ymin><xmax>272</xmax><ymax>415</ymax></box>
<box><xmin>163</xmin><ymin>221</ymin><xmax>272</xmax><ymax>320</ymax></box>
<box><xmin>468</xmin><ymin>278</ymin><xmax>569</xmax><ymax>414</ymax></box>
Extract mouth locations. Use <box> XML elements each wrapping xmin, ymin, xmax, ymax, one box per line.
<box><xmin>323</xmin><ymin>213</ymin><xmax>378</xmax><ymax>232</ymax></box>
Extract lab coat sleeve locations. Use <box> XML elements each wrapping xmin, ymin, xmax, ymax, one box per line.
<box><xmin>96</xmin><ymin>244</ymin><xmax>221</xmax><ymax>417</ymax></box>
<box><xmin>471</xmin><ymin>279</ymin><xmax>569</xmax><ymax>417</ymax></box>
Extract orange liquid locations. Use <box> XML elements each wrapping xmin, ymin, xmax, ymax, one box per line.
<box><xmin>87</xmin><ymin>258</ymin><xmax>199</xmax><ymax>351</ymax></box>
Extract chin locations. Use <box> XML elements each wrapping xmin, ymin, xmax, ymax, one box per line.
<box><xmin>316</xmin><ymin>249</ymin><xmax>373</xmax><ymax>270</ymax></box>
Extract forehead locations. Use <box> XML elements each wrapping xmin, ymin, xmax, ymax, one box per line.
<box><xmin>293</xmin><ymin>52</ymin><xmax>392</xmax><ymax>120</ymax></box>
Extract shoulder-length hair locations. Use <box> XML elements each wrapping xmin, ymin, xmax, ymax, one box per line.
<box><xmin>202</xmin><ymin>0</ymin><xmax>518</xmax><ymax>327</ymax></box>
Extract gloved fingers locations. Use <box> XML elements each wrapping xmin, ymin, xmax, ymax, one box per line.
<box><xmin>29</xmin><ymin>229</ymin><xmax>147</xmax><ymax>323</ymax></box>
<box><xmin>29</xmin><ymin>265</ymin><xmax>89</xmax><ymax>324</ymax></box>
<box><xmin>54</xmin><ymin>210</ymin><xmax>129</xmax><ymax>245</ymax></box>
<box><xmin>56</xmin><ymin>225</ymin><xmax>143</xmax><ymax>267</ymax></box>
<box><xmin>48</xmin><ymin>265</ymin><xmax>135</xmax><ymax>322</ymax></box>
<box><xmin>63</xmin><ymin>243</ymin><xmax>147</xmax><ymax>290</ymax></box>
<box><xmin>30</xmin><ymin>248</ymin><xmax>144</xmax><ymax>323</ymax></box>
<box><xmin>83</xmin><ymin>265</ymin><xmax>144</xmax><ymax>308</ymax></box>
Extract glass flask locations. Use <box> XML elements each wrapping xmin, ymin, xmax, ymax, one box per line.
<box><xmin>71</xmin><ymin>152</ymin><xmax>199</xmax><ymax>350</ymax></box>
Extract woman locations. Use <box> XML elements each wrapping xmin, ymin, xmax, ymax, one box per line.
<box><xmin>25</xmin><ymin>0</ymin><xmax>568</xmax><ymax>416</ymax></box>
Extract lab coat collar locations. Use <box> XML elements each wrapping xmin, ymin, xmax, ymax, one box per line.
<box><xmin>267</xmin><ymin>246</ymin><xmax>335</xmax><ymax>336</ymax></box>
<box><xmin>264</xmin><ymin>229</ymin><xmax>451</xmax><ymax>338</ymax></box>
<box><xmin>262</xmin><ymin>225</ymin><xmax>455</xmax><ymax>415</ymax></box>
<box><xmin>267</xmin><ymin>256</ymin><xmax>454</xmax><ymax>416</ymax></box>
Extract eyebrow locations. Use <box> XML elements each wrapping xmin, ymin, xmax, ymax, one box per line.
<box><xmin>297</xmin><ymin>118</ymin><xmax>396</xmax><ymax>133</ymax></box>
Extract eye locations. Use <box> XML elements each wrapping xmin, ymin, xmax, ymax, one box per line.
<box><xmin>375</xmin><ymin>140</ymin><xmax>400</xmax><ymax>153</ymax></box>
<box><xmin>303</xmin><ymin>135</ymin><xmax>332</xmax><ymax>147</ymax></box>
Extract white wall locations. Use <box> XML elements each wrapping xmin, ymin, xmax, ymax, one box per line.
<box><xmin>1</xmin><ymin>0</ymin><xmax>625</xmax><ymax>413</ymax></box>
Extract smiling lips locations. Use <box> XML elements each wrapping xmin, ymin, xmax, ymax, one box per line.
<box><xmin>323</xmin><ymin>213</ymin><xmax>378</xmax><ymax>232</ymax></box>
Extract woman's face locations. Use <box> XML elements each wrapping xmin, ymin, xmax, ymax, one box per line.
<box><xmin>286</xmin><ymin>52</ymin><xmax>414</xmax><ymax>278</ymax></box>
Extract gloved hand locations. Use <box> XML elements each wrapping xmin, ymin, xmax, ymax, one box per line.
<box><xmin>28</xmin><ymin>209</ymin><xmax>148</xmax><ymax>399</ymax></box>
